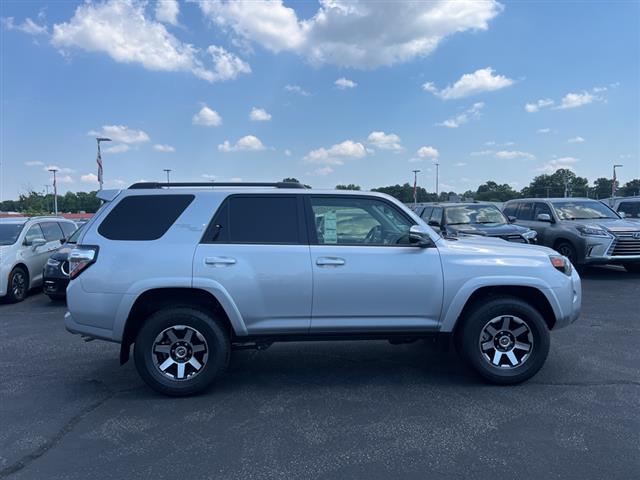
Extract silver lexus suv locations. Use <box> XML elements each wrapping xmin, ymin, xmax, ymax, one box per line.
<box><xmin>65</xmin><ymin>182</ymin><xmax>581</xmax><ymax>396</ymax></box>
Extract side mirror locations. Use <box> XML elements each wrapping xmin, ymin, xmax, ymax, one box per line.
<box><xmin>536</xmin><ymin>213</ymin><xmax>552</xmax><ymax>222</ymax></box>
<box><xmin>409</xmin><ymin>225</ymin><xmax>432</xmax><ymax>248</ymax></box>
<box><xmin>508</xmin><ymin>216</ymin><xmax>517</xmax><ymax>223</ymax></box>
<box><xmin>30</xmin><ymin>238</ymin><xmax>46</xmax><ymax>249</ymax></box>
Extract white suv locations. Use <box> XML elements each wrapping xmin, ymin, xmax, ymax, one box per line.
<box><xmin>65</xmin><ymin>182</ymin><xmax>581</xmax><ymax>396</ymax></box>
<box><xmin>0</xmin><ymin>216</ymin><xmax>77</xmax><ymax>302</ymax></box>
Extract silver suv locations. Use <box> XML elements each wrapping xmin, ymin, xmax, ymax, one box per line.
<box><xmin>65</xmin><ymin>182</ymin><xmax>581</xmax><ymax>396</ymax></box>
<box><xmin>1</xmin><ymin>216</ymin><xmax>77</xmax><ymax>302</ymax></box>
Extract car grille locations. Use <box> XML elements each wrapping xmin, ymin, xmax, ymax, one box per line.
<box><xmin>609</xmin><ymin>232</ymin><xmax>640</xmax><ymax>256</ymax></box>
<box><xmin>500</xmin><ymin>234</ymin><xmax>527</xmax><ymax>244</ymax></box>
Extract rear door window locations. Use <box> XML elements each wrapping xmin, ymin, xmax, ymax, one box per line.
<box><xmin>420</xmin><ymin>207</ymin><xmax>433</xmax><ymax>221</ymax></box>
<box><xmin>24</xmin><ymin>224</ymin><xmax>44</xmax><ymax>244</ymax></box>
<box><xmin>98</xmin><ymin>195</ymin><xmax>194</xmax><ymax>241</ymax></box>
<box><xmin>618</xmin><ymin>202</ymin><xmax>639</xmax><ymax>219</ymax></box>
<box><xmin>517</xmin><ymin>202</ymin><xmax>534</xmax><ymax>220</ymax></box>
<box><xmin>430</xmin><ymin>207</ymin><xmax>443</xmax><ymax>224</ymax></box>
<box><xmin>207</xmin><ymin>195</ymin><xmax>303</xmax><ymax>244</ymax></box>
<box><xmin>533</xmin><ymin>202</ymin><xmax>553</xmax><ymax>219</ymax></box>
<box><xmin>503</xmin><ymin>203</ymin><xmax>518</xmax><ymax>217</ymax></box>
<box><xmin>40</xmin><ymin>222</ymin><xmax>64</xmax><ymax>242</ymax></box>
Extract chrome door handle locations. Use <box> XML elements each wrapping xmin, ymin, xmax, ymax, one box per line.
<box><xmin>316</xmin><ymin>257</ymin><xmax>345</xmax><ymax>266</ymax></box>
<box><xmin>205</xmin><ymin>256</ymin><xmax>237</xmax><ymax>266</ymax></box>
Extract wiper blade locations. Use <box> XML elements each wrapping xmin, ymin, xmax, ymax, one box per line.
<box><xmin>447</xmin><ymin>222</ymin><xmax>470</xmax><ymax>226</ymax></box>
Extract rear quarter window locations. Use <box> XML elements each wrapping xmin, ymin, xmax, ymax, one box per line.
<box><xmin>98</xmin><ymin>194</ymin><xmax>194</xmax><ymax>241</ymax></box>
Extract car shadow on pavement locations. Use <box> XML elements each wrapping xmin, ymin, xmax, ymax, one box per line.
<box><xmin>580</xmin><ymin>265</ymin><xmax>640</xmax><ymax>280</ymax></box>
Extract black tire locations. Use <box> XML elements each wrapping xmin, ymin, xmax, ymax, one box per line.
<box><xmin>554</xmin><ymin>241</ymin><xmax>584</xmax><ymax>274</ymax></box>
<box><xmin>623</xmin><ymin>263</ymin><xmax>640</xmax><ymax>273</ymax></box>
<box><xmin>134</xmin><ymin>307</ymin><xmax>230</xmax><ymax>396</ymax></box>
<box><xmin>6</xmin><ymin>266</ymin><xmax>28</xmax><ymax>303</ymax></box>
<box><xmin>456</xmin><ymin>296</ymin><xmax>550</xmax><ymax>385</ymax></box>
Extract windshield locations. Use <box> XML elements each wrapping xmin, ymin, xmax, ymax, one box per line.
<box><xmin>0</xmin><ymin>223</ymin><xmax>25</xmax><ymax>245</ymax></box>
<box><xmin>552</xmin><ymin>201</ymin><xmax>619</xmax><ymax>220</ymax></box>
<box><xmin>444</xmin><ymin>205</ymin><xmax>507</xmax><ymax>226</ymax></box>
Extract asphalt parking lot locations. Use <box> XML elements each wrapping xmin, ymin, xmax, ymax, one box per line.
<box><xmin>1</xmin><ymin>268</ymin><xmax>639</xmax><ymax>480</ymax></box>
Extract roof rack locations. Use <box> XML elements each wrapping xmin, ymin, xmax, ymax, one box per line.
<box><xmin>128</xmin><ymin>182</ymin><xmax>309</xmax><ymax>190</ymax></box>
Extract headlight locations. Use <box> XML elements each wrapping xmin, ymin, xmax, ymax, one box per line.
<box><xmin>576</xmin><ymin>225</ymin><xmax>610</xmax><ymax>237</ymax></box>
<box><xmin>522</xmin><ymin>230</ymin><xmax>537</xmax><ymax>240</ymax></box>
<box><xmin>549</xmin><ymin>255</ymin><xmax>572</xmax><ymax>276</ymax></box>
<box><xmin>46</xmin><ymin>258</ymin><xmax>61</xmax><ymax>267</ymax></box>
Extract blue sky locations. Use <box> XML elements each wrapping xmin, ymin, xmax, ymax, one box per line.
<box><xmin>1</xmin><ymin>0</ymin><xmax>639</xmax><ymax>199</ymax></box>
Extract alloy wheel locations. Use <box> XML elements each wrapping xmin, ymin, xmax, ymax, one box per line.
<box><xmin>479</xmin><ymin>315</ymin><xmax>533</xmax><ymax>369</ymax></box>
<box><xmin>11</xmin><ymin>270</ymin><xmax>26</xmax><ymax>299</ymax></box>
<box><xmin>151</xmin><ymin>325</ymin><xmax>209</xmax><ymax>381</ymax></box>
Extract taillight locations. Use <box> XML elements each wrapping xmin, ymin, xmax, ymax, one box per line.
<box><xmin>69</xmin><ymin>245</ymin><xmax>99</xmax><ymax>279</ymax></box>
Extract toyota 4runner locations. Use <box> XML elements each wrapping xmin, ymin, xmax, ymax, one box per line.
<box><xmin>65</xmin><ymin>182</ymin><xmax>581</xmax><ymax>396</ymax></box>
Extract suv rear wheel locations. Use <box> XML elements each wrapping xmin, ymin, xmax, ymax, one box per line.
<box><xmin>457</xmin><ymin>296</ymin><xmax>550</xmax><ymax>384</ymax></box>
<box><xmin>134</xmin><ymin>307</ymin><xmax>230</xmax><ymax>396</ymax></box>
<box><xmin>7</xmin><ymin>266</ymin><xmax>28</xmax><ymax>303</ymax></box>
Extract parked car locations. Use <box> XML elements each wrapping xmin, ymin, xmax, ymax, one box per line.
<box><xmin>43</xmin><ymin>224</ymin><xmax>84</xmax><ymax>300</ymax></box>
<box><xmin>411</xmin><ymin>202</ymin><xmax>537</xmax><ymax>244</ymax></box>
<box><xmin>503</xmin><ymin>198</ymin><xmax>640</xmax><ymax>272</ymax></box>
<box><xmin>65</xmin><ymin>182</ymin><xmax>581</xmax><ymax>396</ymax></box>
<box><xmin>609</xmin><ymin>197</ymin><xmax>640</xmax><ymax>223</ymax></box>
<box><xmin>0</xmin><ymin>216</ymin><xmax>78</xmax><ymax>302</ymax></box>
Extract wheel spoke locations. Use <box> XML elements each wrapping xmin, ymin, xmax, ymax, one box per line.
<box><xmin>183</xmin><ymin>329</ymin><xmax>193</xmax><ymax>343</ymax></box>
<box><xmin>188</xmin><ymin>357</ymin><xmax>202</xmax><ymax>370</ymax></box>
<box><xmin>492</xmin><ymin>351</ymin><xmax>503</xmax><ymax>365</ymax></box>
<box><xmin>514</xmin><ymin>342</ymin><xmax>531</xmax><ymax>352</ymax></box>
<box><xmin>505</xmin><ymin>351</ymin><xmax>518</xmax><ymax>366</ymax></box>
<box><xmin>159</xmin><ymin>357</ymin><xmax>175</xmax><ymax>371</ymax></box>
<box><xmin>501</xmin><ymin>316</ymin><xmax>510</xmax><ymax>331</ymax></box>
<box><xmin>166</xmin><ymin>329</ymin><xmax>179</xmax><ymax>343</ymax></box>
<box><xmin>154</xmin><ymin>344</ymin><xmax>171</xmax><ymax>354</ymax></box>
<box><xmin>176</xmin><ymin>363</ymin><xmax>185</xmax><ymax>379</ymax></box>
<box><xmin>192</xmin><ymin>344</ymin><xmax>206</xmax><ymax>353</ymax></box>
<box><xmin>512</xmin><ymin>325</ymin><xmax>528</xmax><ymax>337</ymax></box>
<box><xmin>481</xmin><ymin>340</ymin><xmax>494</xmax><ymax>351</ymax></box>
<box><xmin>485</xmin><ymin>325</ymin><xmax>498</xmax><ymax>337</ymax></box>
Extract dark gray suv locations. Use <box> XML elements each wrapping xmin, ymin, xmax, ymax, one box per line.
<box><xmin>503</xmin><ymin>198</ymin><xmax>640</xmax><ymax>272</ymax></box>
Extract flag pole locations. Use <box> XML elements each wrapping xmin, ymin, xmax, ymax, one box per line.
<box><xmin>96</xmin><ymin>137</ymin><xmax>111</xmax><ymax>190</ymax></box>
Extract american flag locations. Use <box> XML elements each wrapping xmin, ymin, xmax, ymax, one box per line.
<box><xmin>97</xmin><ymin>150</ymin><xmax>103</xmax><ymax>185</ymax></box>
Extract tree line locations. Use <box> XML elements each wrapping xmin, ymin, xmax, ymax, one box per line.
<box><xmin>2</xmin><ymin>170</ymin><xmax>639</xmax><ymax>214</ymax></box>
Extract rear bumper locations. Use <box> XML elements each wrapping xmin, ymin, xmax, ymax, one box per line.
<box><xmin>65</xmin><ymin>311</ymin><xmax>117</xmax><ymax>342</ymax></box>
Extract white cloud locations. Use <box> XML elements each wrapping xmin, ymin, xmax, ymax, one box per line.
<box><xmin>104</xmin><ymin>144</ymin><xmax>130</xmax><ymax>154</ymax></box>
<box><xmin>207</xmin><ymin>45</ymin><xmax>251</xmax><ymax>81</ymax></box>
<box><xmin>218</xmin><ymin>135</ymin><xmax>266</xmax><ymax>152</ymax></box>
<box><xmin>415</xmin><ymin>146</ymin><xmax>440</xmax><ymax>160</ymax></box>
<box><xmin>155</xmin><ymin>0</ymin><xmax>180</xmax><ymax>26</ymax></box>
<box><xmin>470</xmin><ymin>150</ymin><xmax>493</xmax><ymax>156</ymax></box>
<box><xmin>249</xmin><ymin>107</ymin><xmax>272</xmax><ymax>121</ymax></box>
<box><xmin>335</xmin><ymin>77</ymin><xmax>357</xmax><ymax>89</ymax></box>
<box><xmin>367</xmin><ymin>131</ymin><xmax>403</xmax><ymax>151</ymax></box>
<box><xmin>108</xmin><ymin>179</ymin><xmax>127</xmax><ymax>187</ymax></box>
<box><xmin>285</xmin><ymin>84</ymin><xmax>310</xmax><ymax>96</ymax></box>
<box><xmin>284</xmin><ymin>149</ymin><xmax>292</xmax><ymax>156</ymax></box>
<box><xmin>304</xmin><ymin>140</ymin><xmax>367</xmax><ymax>165</ymax></box>
<box><xmin>192</xmin><ymin>105</ymin><xmax>222</xmax><ymax>126</ymax></box>
<box><xmin>81</xmin><ymin>173</ymin><xmax>98</xmax><ymax>183</ymax></box>
<box><xmin>56</xmin><ymin>175</ymin><xmax>74</xmax><ymax>184</ymax></box>
<box><xmin>196</xmin><ymin>1</ymin><xmax>502</xmax><ymax>69</ymax></box>
<box><xmin>89</xmin><ymin>125</ymin><xmax>150</xmax><ymax>143</ymax></box>
<box><xmin>537</xmin><ymin>128</ymin><xmax>551</xmax><ymax>134</ymax></box>
<box><xmin>44</xmin><ymin>165</ymin><xmax>75</xmax><ymax>174</ymax></box>
<box><xmin>567</xmin><ymin>136</ymin><xmax>585</xmax><ymax>143</ymax></box>
<box><xmin>309</xmin><ymin>166</ymin><xmax>335</xmax><ymax>176</ymax></box>
<box><xmin>557</xmin><ymin>91</ymin><xmax>594</xmax><ymax>109</ymax></box>
<box><xmin>437</xmin><ymin>102</ymin><xmax>484</xmax><ymax>128</ymax></box>
<box><xmin>536</xmin><ymin>157</ymin><xmax>579</xmax><ymax>173</ymax></box>
<box><xmin>423</xmin><ymin>67</ymin><xmax>514</xmax><ymax>100</ymax></box>
<box><xmin>51</xmin><ymin>0</ymin><xmax>248</xmax><ymax>83</ymax></box>
<box><xmin>495</xmin><ymin>150</ymin><xmax>535</xmax><ymax>160</ymax></box>
<box><xmin>24</xmin><ymin>161</ymin><xmax>44</xmax><ymax>167</ymax></box>
<box><xmin>525</xmin><ymin>98</ymin><xmax>554</xmax><ymax>113</ymax></box>
<box><xmin>154</xmin><ymin>144</ymin><xmax>175</xmax><ymax>152</ymax></box>
<box><xmin>2</xmin><ymin>17</ymin><xmax>47</xmax><ymax>35</ymax></box>
<box><xmin>454</xmin><ymin>162</ymin><xmax>468</xmax><ymax>167</ymax></box>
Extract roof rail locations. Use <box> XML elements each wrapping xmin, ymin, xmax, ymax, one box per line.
<box><xmin>128</xmin><ymin>181</ymin><xmax>309</xmax><ymax>190</ymax></box>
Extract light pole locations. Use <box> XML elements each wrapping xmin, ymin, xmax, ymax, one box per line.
<box><xmin>48</xmin><ymin>168</ymin><xmax>59</xmax><ymax>215</ymax></box>
<box><xmin>44</xmin><ymin>185</ymin><xmax>50</xmax><ymax>213</ymax></box>
<box><xmin>434</xmin><ymin>162</ymin><xmax>440</xmax><ymax>199</ymax></box>
<box><xmin>612</xmin><ymin>164</ymin><xmax>623</xmax><ymax>200</ymax></box>
<box><xmin>412</xmin><ymin>169</ymin><xmax>421</xmax><ymax>207</ymax></box>
<box><xmin>163</xmin><ymin>169</ymin><xmax>172</xmax><ymax>183</ymax></box>
<box><xmin>96</xmin><ymin>137</ymin><xmax>112</xmax><ymax>190</ymax></box>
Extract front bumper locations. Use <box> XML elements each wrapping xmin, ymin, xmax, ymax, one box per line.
<box><xmin>582</xmin><ymin>231</ymin><xmax>640</xmax><ymax>265</ymax></box>
<box><xmin>552</xmin><ymin>268</ymin><xmax>582</xmax><ymax>330</ymax></box>
<box><xmin>43</xmin><ymin>277</ymin><xmax>69</xmax><ymax>296</ymax></box>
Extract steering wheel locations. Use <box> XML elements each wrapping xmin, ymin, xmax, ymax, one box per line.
<box><xmin>364</xmin><ymin>225</ymin><xmax>383</xmax><ymax>244</ymax></box>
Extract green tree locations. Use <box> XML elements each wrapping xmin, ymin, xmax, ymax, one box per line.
<box><xmin>372</xmin><ymin>183</ymin><xmax>438</xmax><ymax>203</ymax></box>
<box><xmin>620</xmin><ymin>179</ymin><xmax>640</xmax><ymax>197</ymax></box>
<box><xmin>282</xmin><ymin>177</ymin><xmax>300</xmax><ymax>183</ymax></box>
<box><xmin>520</xmin><ymin>169</ymin><xmax>589</xmax><ymax>198</ymax></box>
<box><xmin>474</xmin><ymin>181</ymin><xmax>518</xmax><ymax>202</ymax></box>
<box><xmin>592</xmin><ymin>177</ymin><xmax>614</xmax><ymax>199</ymax></box>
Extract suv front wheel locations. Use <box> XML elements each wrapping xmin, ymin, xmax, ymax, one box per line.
<box><xmin>457</xmin><ymin>296</ymin><xmax>550</xmax><ymax>384</ymax></box>
<box><xmin>134</xmin><ymin>307</ymin><xmax>230</xmax><ymax>396</ymax></box>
